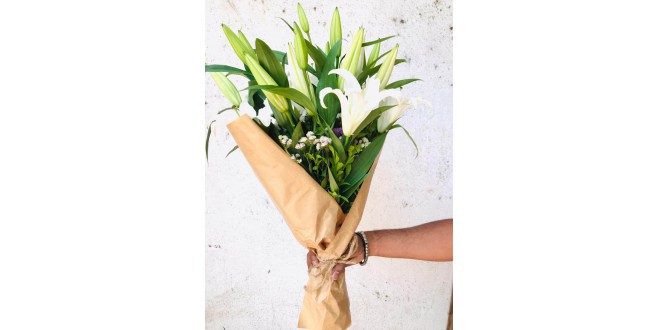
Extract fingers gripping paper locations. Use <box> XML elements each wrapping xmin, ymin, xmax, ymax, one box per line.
<box><xmin>227</xmin><ymin>115</ymin><xmax>379</xmax><ymax>330</ymax></box>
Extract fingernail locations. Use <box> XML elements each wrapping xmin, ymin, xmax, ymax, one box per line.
<box><xmin>332</xmin><ymin>270</ymin><xmax>339</xmax><ymax>280</ymax></box>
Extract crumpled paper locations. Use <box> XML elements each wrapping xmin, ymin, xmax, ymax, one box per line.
<box><xmin>227</xmin><ymin>115</ymin><xmax>379</xmax><ymax>330</ymax></box>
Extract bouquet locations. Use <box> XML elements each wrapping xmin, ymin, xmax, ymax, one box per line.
<box><xmin>206</xmin><ymin>4</ymin><xmax>426</xmax><ymax>329</ymax></box>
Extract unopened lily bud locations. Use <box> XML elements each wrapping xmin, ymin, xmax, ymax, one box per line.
<box><xmin>297</xmin><ymin>3</ymin><xmax>309</xmax><ymax>33</ymax></box>
<box><xmin>237</xmin><ymin>30</ymin><xmax>257</xmax><ymax>59</ymax></box>
<box><xmin>221</xmin><ymin>24</ymin><xmax>250</xmax><ymax>64</ymax></box>
<box><xmin>330</xmin><ymin>8</ymin><xmax>342</xmax><ymax>55</ymax></box>
<box><xmin>340</xmin><ymin>27</ymin><xmax>364</xmax><ymax>75</ymax></box>
<box><xmin>209</xmin><ymin>72</ymin><xmax>241</xmax><ymax>107</ymax></box>
<box><xmin>367</xmin><ymin>42</ymin><xmax>380</xmax><ymax>67</ymax></box>
<box><xmin>293</xmin><ymin>23</ymin><xmax>308</xmax><ymax>70</ymax></box>
<box><xmin>375</xmin><ymin>44</ymin><xmax>399</xmax><ymax>90</ymax></box>
<box><xmin>244</xmin><ymin>54</ymin><xmax>289</xmax><ymax>113</ymax></box>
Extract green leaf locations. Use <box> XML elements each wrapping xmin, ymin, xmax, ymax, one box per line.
<box><xmin>205</xmin><ymin>64</ymin><xmax>253</xmax><ymax>78</ymax></box>
<box><xmin>343</xmin><ymin>173</ymin><xmax>371</xmax><ymax>198</ymax></box>
<box><xmin>328</xmin><ymin>168</ymin><xmax>339</xmax><ymax>193</ymax></box>
<box><xmin>247</xmin><ymin>80</ymin><xmax>266</xmax><ymax>111</ymax></box>
<box><xmin>255</xmin><ymin>39</ymin><xmax>289</xmax><ymax>87</ymax></box>
<box><xmin>291</xmin><ymin>121</ymin><xmax>303</xmax><ymax>145</ymax></box>
<box><xmin>315</xmin><ymin>41</ymin><xmax>342</xmax><ymax>126</ymax></box>
<box><xmin>225</xmin><ymin>145</ymin><xmax>240</xmax><ymax>158</ymax></box>
<box><xmin>206</xmin><ymin>120</ymin><xmax>216</xmax><ymax>162</ymax></box>
<box><xmin>246</xmin><ymin>85</ymin><xmax>316</xmax><ymax>115</ymax></box>
<box><xmin>267</xmin><ymin>50</ymin><xmax>289</xmax><ymax>66</ymax></box>
<box><xmin>305</xmin><ymin>40</ymin><xmax>326</xmax><ymax>73</ymax></box>
<box><xmin>343</xmin><ymin>133</ymin><xmax>387</xmax><ymax>195</ymax></box>
<box><xmin>370</xmin><ymin>49</ymin><xmax>392</xmax><ymax>67</ymax></box>
<box><xmin>357</xmin><ymin>59</ymin><xmax>406</xmax><ymax>82</ymax></box>
<box><xmin>385</xmin><ymin>78</ymin><xmax>421</xmax><ymax>90</ymax></box>
<box><xmin>350</xmin><ymin>105</ymin><xmax>397</xmax><ymax>139</ymax></box>
<box><xmin>390</xmin><ymin>124</ymin><xmax>418</xmax><ymax>158</ymax></box>
<box><xmin>324</xmin><ymin>122</ymin><xmax>346</xmax><ymax>162</ymax></box>
<box><xmin>362</xmin><ymin>35</ymin><xmax>396</xmax><ymax>47</ymax></box>
<box><xmin>278</xmin><ymin>17</ymin><xmax>294</xmax><ymax>31</ymax></box>
<box><xmin>217</xmin><ymin>106</ymin><xmax>235</xmax><ymax>115</ymax></box>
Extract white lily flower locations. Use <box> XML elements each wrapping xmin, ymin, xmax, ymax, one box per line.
<box><xmin>319</xmin><ymin>69</ymin><xmax>401</xmax><ymax>137</ymax></box>
<box><xmin>239</xmin><ymin>94</ymin><xmax>274</xmax><ymax>127</ymax></box>
<box><xmin>376</xmin><ymin>97</ymin><xmax>431</xmax><ymax>133</ymax></box>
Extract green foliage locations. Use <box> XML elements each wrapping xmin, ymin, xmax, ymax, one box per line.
<box><xmin>362</xmin><ymin>35</ymin><xmax>396</xmax><ymax>47</ymax></box>
<box><xmin>315</xmin><ymin>41</ymin><xmax>342</xmax><ymax>126</ymax></box>
<box><xmin>255</xmin><ymin>39</ymin><xmax>289</xmax><ymax>87</ymax></box>
<box><xmin>385</xmin><ymin>78</ymin><xmax>421</xmax><ymax>89</ymax></box>
<box><xmin>205</xmin><ymin>64</ymin><xmax>253</xmax><ymax>79</ymax></box>
<box><xmin>390</xmin><ymin>124</ymin><xmax>418</xmax><ymax>158</ymax></box>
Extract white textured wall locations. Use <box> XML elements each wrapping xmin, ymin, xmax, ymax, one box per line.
<box><xmin>206</xmin><ymin>0</ymin><xmax>452</xmax><ymax>329</ymax></box>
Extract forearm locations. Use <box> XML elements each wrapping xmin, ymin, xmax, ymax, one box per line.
<box><xmin>365</xmin><ymin>219</ymin><xmax>453</xmax><ymax>262</ymax></box>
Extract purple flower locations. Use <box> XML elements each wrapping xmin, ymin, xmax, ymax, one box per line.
<box><xmin>333</xmin><ymin>127</ymin><xmax>343</xmax><ymax>137</ymax></box>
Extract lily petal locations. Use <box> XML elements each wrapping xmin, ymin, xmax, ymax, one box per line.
<box><xmin>328</xmin><ymin>69</ymin><xmax>361</xmax><ymax>94</ymax></box>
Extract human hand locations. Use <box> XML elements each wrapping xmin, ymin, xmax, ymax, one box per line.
<box><xmin>306</xmin><ymin>234</ymin><xmax>365</xmax><ymax>280</ymax></box>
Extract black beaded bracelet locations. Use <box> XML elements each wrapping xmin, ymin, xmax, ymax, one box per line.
<box><xmin>355</xmin><ymin>231</ymin><xmax>369</xmax><ymax>266</ymax></box>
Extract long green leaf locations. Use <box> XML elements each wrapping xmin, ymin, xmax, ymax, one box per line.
<box><xmin>205</xmin><ymin>64</ymin><xmax>253</xmax><ymax>78</ymax></box>
<box><xmin>278</xmin><ymin>17</ymin><xmax>294</xmax><ymax>31</ymax></box>
<box><xmin>256</xmin><ymin>39</ymin><xmax>288</xmax><ymax>87</ymax></box>
<box><xmin>385</xmin><ymin>78</ymin><xmax>421</xmax><ymax>90</ymax></box>
<box><xmin>350</xmin><ymin>105</ymin><xmax>397</xmax><ymax>139</ymax></box>
<box><xmin>324</xmin><ymin>120</ymin><xmax>346</xmax><ymax>162</ymax></box>
<box><xmin>246</xmin><ymin>85</ymin><xmax>316</xmax><ymax>115</ymax></box>
<box><xmin>305</xmin><ymin>40</ymin><xmax>326</xmax><ymax>73</ymax></box>
<box><xmin>362</xmin><ymin>35</ymin><xmax>396</xmax><ymax>47</ymax></box>
<box><xmin>343</xmin><ymin>133</ymin><xmax>387</xmax><ymax>194</ymax></box>
<box><xmin>316</xmin><ymin>41</ymin><xmax>342</xmax><ymax>126</ymax></box>
<box><xmin>370</xmin><ymin>49</ymin><xmax>392</xmax><ymax>67</ymax></box>
<box><xmin>390</xmin><ymin>124</ymin><xmax>418</xmax><ymax>158</ymax></box>
<box><xmin>272</xmin><ymin>50</ymin><xmax>289</xmax><ymax>65</ymax></box>
<box><xmin>291</xmin><ymin>121</ymin><xmax>303</xmax><ymax>145</ymax></box>
<box><xmin>342</xmin><ymin>173</ymin><xmax>370</xmax><ymax>198</ymax></box>
<box><xmin>206</xmin><ymin>120</ymin><xmax>216</xmax><ymax>162</ymax></box>
<box><xmin>217</xmin><ymin>106</ymin><xmax>235</xmax><ymax>115</ymax></box>
<box><xmin>328</xmin><ymin>168</ymin><xmax>339</xmax><ymax>193</ymax></box>
<box><xmin>225</xmin><ymin>145</ymin><xmax>240</xmax><ymax>158</ymax></box>
<box><xmin>357</xmin><ymin>59</ymin><xmax>406</xmax><ymax>83</ymax></box>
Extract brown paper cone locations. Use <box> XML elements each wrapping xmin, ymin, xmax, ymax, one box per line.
<box><xmin>227</xmin><ymin>115</ymin><xmax>379</xmax><ymax>330</ymax></box>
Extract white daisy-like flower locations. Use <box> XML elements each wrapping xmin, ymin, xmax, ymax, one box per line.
<box><xmin>306</xmin><ymin>132</ymin><xmax>317</xmax><ymax>142</ymax></box>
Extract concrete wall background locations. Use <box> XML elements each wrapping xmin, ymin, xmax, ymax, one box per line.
<box><xmin>205</xmin><ymin>0</ymin><xmax>452</xmax><ymax>328</ymax></box>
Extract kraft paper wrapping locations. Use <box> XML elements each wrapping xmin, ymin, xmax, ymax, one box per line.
<box><xmin>227</xmin><ymin>115</ymin><xmax>379</xmax><ymax>330</ymax></box>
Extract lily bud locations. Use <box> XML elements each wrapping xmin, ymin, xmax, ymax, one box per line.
<box><xmin>293</xmin><ymin>23</ymin><xmax>308</xmax><ymax>70</ymax></box>
<box><xmin>297</xmin><ymin>3</ymin><xmax>309</xmax><ymax>33</ymax></box>
<box><xmin>375</xmin><ymin>44</ymin><xmax>399</xmax><ymax>90</ymax></box>
<box><xmin>244</xmin><ymin>54</ymin><xmax>289</xmax><ymax>113</ymax></box>
<box><xmin>367</xmin><ymin>42</ymin><xmax>380</xmax><ymax>67</ymax></box>
<box><xmin>237</xmin><ymin>30</ymin><xmax>257</xmax><ymax>59</ymax></box>
<box><xmin>330</xmin><ymin>8</ymin><xmax>342</xmax><ymax>55</ymax></box>
<box><xmin>221</xmin><ymin>24</ymin><xmax>250</xmax><ymax>64</ymax></box>
<box><xmin>356</xmin><ymin>48</ymin><xmax>366</xmax><ymax>76</ymax></box>
<box><xmin>287</xmin><ymin>43</ymin><xmax>313</xmax><ymax>101</ymax></box>
<box><xmin>209</xmin><ymin>72</ymin><xmax>241</xmax><ymax>107</ymax></box>
<box><xmin>339</xmin><ymin>27</ymin><xmax>364</xmax><ymax>75</ymax></box>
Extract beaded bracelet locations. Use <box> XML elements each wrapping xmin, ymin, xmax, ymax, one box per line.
<box><xmin>355</xmin><ymin>231</ymin><xmax>369</xmax><ymax>266</ymax></box>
